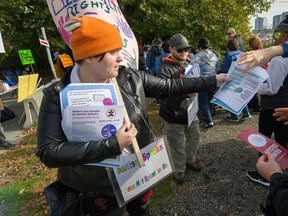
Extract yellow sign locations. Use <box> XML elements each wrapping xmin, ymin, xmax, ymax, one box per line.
<box><xmin>17</xmin><ymin>74</ymin><xmax>39</xmax><ymax>102</ymax></box>
<box><xmin>59</xmin><ymin>54</ymin><xmax>74</xmax><ymax>68</ymax></box>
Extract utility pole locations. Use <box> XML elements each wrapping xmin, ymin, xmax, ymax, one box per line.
<box><xmin>40</xmin><ymin>27</ymin><xmax>57</xmax><ymax>80</ymax></box>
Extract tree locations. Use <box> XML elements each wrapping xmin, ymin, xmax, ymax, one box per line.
<box><xmin>118</xmin><ymin>0</ymin><xmax>274</xmax><ymax>53</ymax></box>
<box><xmin>0</xmin><ymin>0</ymin><xmax>274</xmax><ymax>73</ymax></box>
<box><xmin>0</xmin><ymin>0</ymin><xmax>65</xmax><ymax>74</ymax></box>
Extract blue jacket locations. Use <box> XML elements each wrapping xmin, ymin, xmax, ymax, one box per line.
<box><xmin>145</xmin><ymin>46</ymin><xmax>164</xmax><ymax>76</ymax></box>
<box><xmin>220</xmin><ymin>50</ymin><xmax>243</xmax><ymax>73</ymax></box>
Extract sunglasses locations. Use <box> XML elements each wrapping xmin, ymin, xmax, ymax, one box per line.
<box><xmin>227</xmin><ymin>32</ymin><xmax>232</xmax><ymax>35</ymax></box>
<box><xmin>174</xmin><ymin>47</ymin><xmax>191</xmax><ymax>53</ymax></box>
<box><xmin>273</xmin><ymin>30</ymin><xmax>287</xmax><ymax>40</ymax></box>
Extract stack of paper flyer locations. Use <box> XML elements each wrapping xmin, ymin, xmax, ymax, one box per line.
<box><xmin>184</xmin><ymin>63</ymin><xmax>200</xmax><ymax>78</ymax></box>
<box><xmin>60</xmin><ymin>83</ymin><xmax>126</xmax><ymax>167</ymax></box>
<box><xmin>184</xmin><ymin>63</ymin><xmax>200</xmax><ymax>127</ymax></box>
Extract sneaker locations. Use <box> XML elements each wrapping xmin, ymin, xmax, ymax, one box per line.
<box><xmin>186</xmin><ymin>162</ymin><xmax>202</xmax><ymax>172</ymax></box>
<box><xmin>226</xmin><ymin>116</ymin><xmax>239</xmax><ymax>122</ymax></box>
<box><xmin>153</xmin><ymin>99</ymin><xmax>160</xmax><ymax>105</ymax></box>
<box><xmin>0</xmin><ymin>142</ymin><xmax>17</xmax><ymax>150</ymax></box>
<box><xmin>173</xmin><ymin>172</ymin><xmax>185</xmax><ymax>185</ymax></box>
<box><xmin>204</xmin><ymin>122</ymin><xmax>214</xmax><ymax>128</ymax></box>
<box><xmin>246</xmin><ymin>170</ymin><xmax>270</xmax><ymax>187</ymax></box>
<box><xmin>250</xmin><ymin>109</ymin><xmax>261</xmax><ymax>113</ymax></box>
<box><xmin>241</xmin><ymin>114</ymin><xmax>252</xmax><ymax>121</ymax></box>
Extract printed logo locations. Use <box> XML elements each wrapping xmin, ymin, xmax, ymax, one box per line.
<box><xmin>248</xmin><ymin>134</ymin><xmax>267</xmax><ymax>147</ymax></box>
<box><xmin>106</xmin><ymin>109</ymin><xmax>116</xmax><ymax>119</ymax></box>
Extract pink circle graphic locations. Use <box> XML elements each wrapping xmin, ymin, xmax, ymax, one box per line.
<box><xmin>103</xmin><ymin>98</ymin><xmax>113</xmax><ymax>105</ymax></box>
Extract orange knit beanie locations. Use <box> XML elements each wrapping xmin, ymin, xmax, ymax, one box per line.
<box><xmin>63</xmin><ymin>16</ymin><xmax>123</xmax><ymax>61</ymax></box>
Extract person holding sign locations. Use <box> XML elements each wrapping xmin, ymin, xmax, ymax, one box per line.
<box><xmin>158</xmin><ymin>33</ymin><xmax>203</xmax><ymax>185</ymax></box>
<box><xmin>37</xmin><ymin>16</ymin><xmax>229</xmax><ymax>216</ymax></box>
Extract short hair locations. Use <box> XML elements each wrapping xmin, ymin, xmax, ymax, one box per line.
<box><xmin>248</xmin><ymin>36</ymin><xmax>262</xmax><ymax>50</ymax></box>
<box><xmin>227</xmin><ymin>38</ymin><xmax>239</xmax><ymax>51</ymax></box>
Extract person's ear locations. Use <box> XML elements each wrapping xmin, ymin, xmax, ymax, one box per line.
<box><xmin>84</xmin><ymin>57</ymin><xmax>94</xmax><ymax>63</ymax></box>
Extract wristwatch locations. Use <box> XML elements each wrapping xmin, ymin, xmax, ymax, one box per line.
<box><xmin>283</xmin><ymin>41</ymin><xmax>288</xmax><ymax>58</ymax></box>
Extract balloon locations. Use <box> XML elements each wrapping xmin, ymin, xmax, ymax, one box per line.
<box><xmin>46</xmin><ymin>0</ymin><xmax>139</xmax><ymax>69</ymax></box>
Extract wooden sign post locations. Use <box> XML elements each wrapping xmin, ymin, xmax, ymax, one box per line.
<box><xmin>112</xmin><ymin>78</ymin><xmax>145</xmax><ymax>167</ymax></box>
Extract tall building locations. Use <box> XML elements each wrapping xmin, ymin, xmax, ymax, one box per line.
<box><xmin>273</xmin><ymin>12</ymin><xmax>288</xmax><ymax>29</ymax></box>
<box><xmin>255</xmin><ymin>17</ymin><xmax>268</xmax><ymax>30</ymax></box>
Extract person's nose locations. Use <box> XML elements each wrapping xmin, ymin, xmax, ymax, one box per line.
<box><xmin>117</xmin><ymin>52</ymin><xmax>123</xmax><ymax>62</ymax></box>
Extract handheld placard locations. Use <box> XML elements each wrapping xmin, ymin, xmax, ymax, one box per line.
<box><xmin>111</xmin><ymin>78</ymin><xmax>145</xmax><ymax>167</ymax></box>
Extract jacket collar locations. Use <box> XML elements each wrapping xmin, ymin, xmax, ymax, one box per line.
<box><xmin>54</xmin><ymin>65</ymin><xmax>132</xmax><ymax>92</ymax></box>
<box><xmin>55</xmin><ymin>69</ymin><xmax>72</xmax><ymax>92</ymax></box>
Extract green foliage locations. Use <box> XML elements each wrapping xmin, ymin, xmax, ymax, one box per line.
<box><xmin>0</xmin><ymin>0</ymin><xmax>66</xmax><ymax>73</ymax></box>
<box><xmin>0</xmin><ymin>0</ymin><xmax>274</xmax><ymax>72</ymax></box>
<box><xmin>119</xmin><ymin>0</ymin><xmax>274</xmax><ymax>52</ymax></box>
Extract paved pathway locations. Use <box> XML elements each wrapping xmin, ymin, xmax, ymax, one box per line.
<box><xmin>0</xmin><ymin>94</ymin><xmax>26</xmax><ymax>155</ymax></box>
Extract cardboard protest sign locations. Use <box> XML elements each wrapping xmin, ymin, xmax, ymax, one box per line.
<box><xmin>17</xmin><ymin>74</ymin><xmax>39</xmax><ymax>102</ymax></box>
<box><xmin>18</xmin><ymin>49</ymin><xmax>35</xmax><ymax>65</ymax></box>
<box><xmin>0</xmin><ymin>31</ymin><xmax>5</xmax><ymax>53</ymax></box>
<box><xmin>109</xmin><ymin>138</ymin><xmax>173</xmax><ymax>207</ymax></box>
<box><xmin>46</xmin><ymin>0</ymin><xmax>139</xmax><ymax>69</ymax></box>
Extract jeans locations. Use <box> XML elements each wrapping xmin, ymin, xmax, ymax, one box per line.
<box><xmin>198</xmin><ymin>90</ymin><xmax>214</xmax><ymax>124</ymax></box>
<box><xmin>230</xmin><ymin>105</ymin><xmax>249</xmax><ymax>119</ymax></box>
<box><xmin>161</xmin><ymin>117</ymin><xmax>200</xmax><ymax>173</ymax></box>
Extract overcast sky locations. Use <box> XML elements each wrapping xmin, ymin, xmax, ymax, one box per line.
<box><xmin>250</xmin><ymin>1</ymin><xmax>288</xmax><ymax>29</ymax></box>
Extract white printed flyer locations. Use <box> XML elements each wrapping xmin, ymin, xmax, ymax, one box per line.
<box><xmin>60</xmin><ymin>83</ymin><xmax>126</xmax><ymax>167</ymax></box>
<box><xmin>62</xmin><ymin>105</ymin><xmax>124</xmax><ymax>142</ymax></box>
<box><xmin>211</xmin><ymin>62</ymin><xmax>268</xmax><ymax>115</ymax></box>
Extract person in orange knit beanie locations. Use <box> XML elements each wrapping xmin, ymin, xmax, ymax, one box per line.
<box><xmin>37</xmin><ymin>16</ymin><xmax>229</xmax><ymax>216</ymax></box>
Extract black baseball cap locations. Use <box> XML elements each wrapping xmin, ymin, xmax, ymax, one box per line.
<box><xmin>169</xmin><ymin>33</ymin><xmax>191</xmax><ymax>49</ymax></box>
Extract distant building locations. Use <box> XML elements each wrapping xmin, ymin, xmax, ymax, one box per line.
<box><xmin>255</xmin><ymin>17</ymin><xmax>268</xmax><ymax>30</ymax></box>
<box><xmin>273</xmin><ymin>12</ymin><xmax>288</xmax><ymax>29</ymax></box>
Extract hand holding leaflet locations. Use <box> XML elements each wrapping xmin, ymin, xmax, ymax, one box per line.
<box><xmin>238</xmin><ymin>128</ymin><xmax>288</xmax><ymax>170</ymax></box>
<box><xmin>211</xmin><ymin>62</ymin><xmax>268</xmax><ymax>115</ymax></box>
<box><xmin>60</xmin><ymin>83</ymin><xmax>126</xmax><ymax>167</ymax></box>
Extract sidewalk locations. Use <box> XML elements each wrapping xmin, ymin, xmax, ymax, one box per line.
<box><xmin>0</xmin><ymin>95</ymin><xmax>26</xmax><ymax>155</ymax></box>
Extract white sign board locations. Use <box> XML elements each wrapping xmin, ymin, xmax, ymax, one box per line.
<box><xmin>111</xmin><ymin>138</ymin><xmax>173</xmax><ymax>206</ymax></box>
<box><xmin>0</xmin><ymin>31</ymin><xmax>5</xmax><ymax>53</ymax></box>
<box><xmin>46</xmin><ymin>0</ymin><xmax>139</xmax><ymax>69</ymax></box>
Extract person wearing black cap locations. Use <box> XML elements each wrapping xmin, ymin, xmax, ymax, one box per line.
<box><xmin>158</xmin><ymin>33</ymin><xmax>202</xmax><ymax>185</ymax></box>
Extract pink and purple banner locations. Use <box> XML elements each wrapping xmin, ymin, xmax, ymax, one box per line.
<box><xmin>46</xmin><ymin>0</ymin><xmax>139</xmax><ymax>69</ymax></box>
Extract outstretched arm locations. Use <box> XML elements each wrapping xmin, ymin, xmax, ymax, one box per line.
<box><xmin>238</xmin><ymin>45</ymin><xmax>285</xmax><ymax>73</ymax></box>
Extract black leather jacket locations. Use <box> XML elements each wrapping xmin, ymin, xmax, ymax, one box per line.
<box><xmin>37</xmin><ymin>66</ymin><xmax>216</xmax><ymax>194</ymax></box>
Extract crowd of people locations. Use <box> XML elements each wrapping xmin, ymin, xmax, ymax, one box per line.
<box><xmin>1</xmin><ymin>13</ymin><xmax>287</xmax><ymax>216</ymax></box>
<box><xmin>135</xmin><ymin>16</ymin><xmax>288</xmax><ymax>215</ymax></box>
